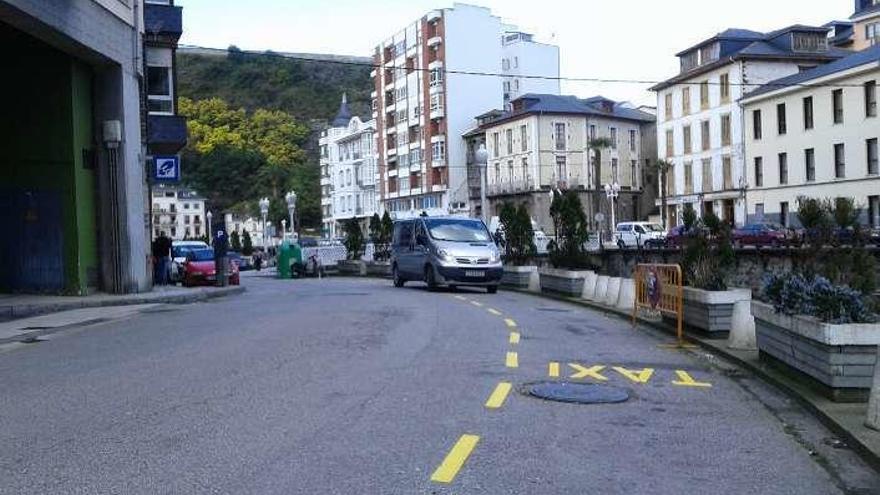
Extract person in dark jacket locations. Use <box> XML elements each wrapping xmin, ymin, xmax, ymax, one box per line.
<box><xmin>152</xmin><ymin>232</ymin><xmax>172</xmax><ymax>285</ymax></box>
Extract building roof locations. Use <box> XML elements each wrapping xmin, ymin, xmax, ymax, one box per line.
<box><xmin>674</xmin><ymin>28</ymin><xmax>764</xmax><ymax>56</ymax></box>
<box><xmin>330</xmin><ymin>93</ymin><xmax>352</xmax><ymax>128</ymax></box>
<box><xmin>743</xmin><ymin>43</ymin><xmax>880</xmax><ymax>100</ymax></box>
<box><xmin>852</xmin><ymin>0</ymin><xmax>880</xmax><ymax>19</ymax></box>
<box><xmin>478</xmin><ymin>93</ymin><xmax>655</xmax><ymax>130</ymax></box>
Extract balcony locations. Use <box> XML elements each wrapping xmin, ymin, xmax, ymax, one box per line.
<box><xmin>429</xmin><ymin>106</ymin><xmax>444</xmax><ymax>120</ymax></box>
<box><xmin>144</xmin><ymin>3</ymin><xmax>183</xmax><ymax>42</ymax></box>
<box><xmin>147</xmin><ymin>114</ymin><xmax>187</xmax><ymax>154</ymax></box>
<box><xmin>427</xmin><ymin>36</ymin><xmax>443</xmax><ymax>47</ymax></box>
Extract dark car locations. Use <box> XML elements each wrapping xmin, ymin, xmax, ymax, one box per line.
<box><xmin>227</xmin><ymin>251</ymin><xmax>253</xmax><ymax>271</ymax></box>
<box><xmin>664</xmin><ymin>225</ymin><xmax>708</xmax><ymax>248</ymax></box>
<box><xmin>299</xmin><ymin>237</ymin><xmax>319</xmax><ymax>247</ymax></box>
<box><xmin>733</xmin><ymin>223</ymin><xmax>789</xmax><ymax>248</ymax></box>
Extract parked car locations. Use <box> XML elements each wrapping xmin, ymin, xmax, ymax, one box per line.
<box><xmin>227</xmin><ymin>251</ymin><xmax>253</xmax><ymax>271</ymax></box>
<box><xmin>170</xmin><ymin>240</ymin><xmax>209</xmax><ymax>282</ymax></box>
<box><xmin>391</xmin><ymin>216</ymin><xmax>502</xmax><ymax>293</ymax></box>
<box><xmin>796</xmin><ymin>226</ymin><xmax>880</xmax><ymax>246</ymax></box>
<box><xmin>733</xmin><ymin>223</ymin><xmax>790</xmax><ymax>248</ymax></box>
<box><xmin>299</xmin><ymin>237</ymin><xmax>319</xmax><ymax>247</ymax></box>
<box><xmin>181</xmin><ymin>248</ymin><xmax>240</xmax><ymax>287</ymax></box>
<box><xmin>614</xmin><ymin>222</ymin><xmax>666</xmax><ymax>249</ymax></box>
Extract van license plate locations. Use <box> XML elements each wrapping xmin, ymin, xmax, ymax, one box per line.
<box><xmin>465</xmin><ymin>270</ymin><xmax>485</xmax><ymax>278</ymax></box>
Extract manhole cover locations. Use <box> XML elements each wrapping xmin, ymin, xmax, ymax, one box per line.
<box><xmin>528</xmin><ymin>381</ymin><xmax>630</xmax><ymax>404</ymax></box>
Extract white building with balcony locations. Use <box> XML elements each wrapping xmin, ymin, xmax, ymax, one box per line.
<box><xmin>151</xmin><ymin>185</ymin><xmax>206</xmax><ymax>240</ymax></box>
<box><xmin>651</xmin><ymin>25</ymin><xmax>850</xmax><ymax>228</ymax></box>
<box><xmin>319</xmin><ymin>95</ymin><xmax>379</xmax><ymax>238</ymax></box>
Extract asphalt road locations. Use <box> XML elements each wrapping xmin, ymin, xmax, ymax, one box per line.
<box><xmin>1</xmin><ymin>274</ymin><xmax>879</xmax><ymax>494</ymax></box>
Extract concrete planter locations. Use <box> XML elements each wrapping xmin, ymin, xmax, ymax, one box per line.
<box><xmin>337</xmin><ymin>260</ymin><xmax>366</xmax><ymax>276</ymax></box>
<box><xmin>592</xmin><ymin>276</ymin><xmax>610</xmax><ymax>302</ymax></box>
<box><xmin>539</xmin><ymin>268</ymin><xmax>590</xmax><ymax>297</ymax></box>
<box><xmin>365</xmin><ymin>261</ymin><xmax>391</xmax><ymax>277</ymax></box>
<box><xmin>581</xmin><ymin>271</ymin><xmax>598</xmax><ymax>300</ymax></box>
<box><xmin>753</xmin><ymin>301</ymin><xmax>880</xmax><ymax>402</ymax></box>
<box><xmin>682</xmin><ymin>286</ymin><xmax>751</xmax><ymax>338</ymax></box>
<box><xmin>603</xmin><ymin>277</ymin><xmax>622</xmax><ymax>306</ymax></box>
<box><xmin>502</xmin><ymin>265</ymin><xmax>538</xmax><ymax>289</ymax></box>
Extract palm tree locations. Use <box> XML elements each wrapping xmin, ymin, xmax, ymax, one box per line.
<box><xmin>588</xmin><ymin>137</ymin><xmax>613</xmax><ymax>230</ymax></box>
<box><xmin>655</xmin><ymin>159</ymin><xmax>674</xmax><ymax>229</ymax></box>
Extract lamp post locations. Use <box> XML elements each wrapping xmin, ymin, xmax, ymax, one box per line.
<box><xmin>285</xmin><ymin>190</ymin><xmax>297</xmax><ymax>241</ymax></box>
<box><xmin>604</xmin><ymin>182</ymin><xmax>621</xmax><ymax>234</ymax></box>
<box><xmin>475</xmin><ymin>143</ymin><xmax>489</xmax><ymax>225</ymax></box>
<box><xmin>206</xmin><ymin>210</ymin><xmax>213</xmax><ymax>244</ymax></box>
<box><xmin>259</xmin><ymin>197</ymin><xmax>270</xmax><ymax>249</ymax></box>
<box><xmin>281</xmin><ymin>219</ymin><xmax>287</xmax><ymax>238</ymax></box>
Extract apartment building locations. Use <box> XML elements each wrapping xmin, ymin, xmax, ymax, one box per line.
<box><xmin>651</xmin><ymin>26</ymin><xmax>848</xmax><ymax>228</ymax></box>
<box><xmin>151</xmin><ymin>185</ymin><xmax>207</xmax><ymax>240</ymax></box>
<box><xmin>852</xmin><ymin>0</ymin><xmax>880</xmax><ymax>50</ymax></box>
<box><xmin>501</xmin><ymin>30</ymin><xmax>560</xmax><ymax>107</ymax></box>
<box><xmin>741</xmin><ymin>45</ymin><xmax>880</xmax><ymax>229</ymax></box>
<box><xmin>319</xmin><ymin>95</ymin><xmax>379</xmax><ymax>238</ymax></box>
<box><xmin>479</xmin><ymin>94</ymin><xmax>655</xmax><ymax>234</ymax></box>
<box><xmin>371</xmin><ymin>3</ymin><xmax>559</xmax><ymax>219</ymax></box>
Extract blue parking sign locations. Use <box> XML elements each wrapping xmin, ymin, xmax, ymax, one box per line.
<box><xmin>154</xmin><ymin>156</ymin><xmax>180</xmax><ymax>182</ymax></box>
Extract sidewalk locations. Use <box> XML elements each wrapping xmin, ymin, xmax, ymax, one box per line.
<box><xmin>0</xmin><ymin>284</ymin><xmax>246</xmax><ymax>322</ymax></box>
<box><xmin>505</xmin><ymin>286</ymin><xmax>880</xmax><ymax>471</ymax></box>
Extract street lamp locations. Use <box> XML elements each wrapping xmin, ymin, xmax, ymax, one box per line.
<box><xmin>281</xmin><ymin>219</ymin><xmax>287</xmax><ymax>238</ymax></box>
<box><xmin>206</xmin><ymin>210</ymin><xmax>213</xmax><ymax>243</ymax></box>
<box><xmin>604</xmin><ymin>182</ymin><xmax>621</xmax><ymax>233</ymax></box>
<box><xmin>259</xmin><ymin>197</ymin><xmax>270</xmax><ymax>249</ymax></box>
<box><xmin>475</xmin><ymin>143</ymin><xmax>489</xmax><ymax>225</ymax></box>
<box><xmin>285</xmin><ymin>190</ymin><xmax>297</xmax><ymax>240</ymax></box>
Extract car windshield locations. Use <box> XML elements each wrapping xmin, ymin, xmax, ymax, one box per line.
<box><xmin>425</xmin><ymin>219</ymin><xmax>491</xmax><ymax>242</ymax></box>
<box><xmin>644</xmin><ymin>224</ymin><xmax>664</xmax><ymax>232</ymax></box>
<box><xmin>188</xmin><ymin>248</ymin><xmax>214</xmax><ymax>262</ymax></box>
<box><xmin>172</xmin><ymin>246</ymin><xmax>193</xmax><ymax>258</ymax></box>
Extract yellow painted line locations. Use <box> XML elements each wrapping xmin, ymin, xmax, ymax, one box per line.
<box><xmin>548</xmin><ymin>362</ymin><xmax>560</xmax><ymax>377</ymax></box>
<box><xmin>504</xmin><ymin>318</ymin><xmax>517</xmax><ymax>328</ymax></box>
<box><xmin>569</xmin><ymin>363</ymin><xmax>608</xmax><ymax>381</ymax></box>
<box><xmin>487</xmin><ymin>308</ymin><xmax>502</xmax><ymax>316</ymax></box>
<box><xmin>470</xmin><ymin>300</ymin><xmax>484</xmax><ymax>307</ymax></box>
<box><xmin>508</xmin><ymin>331</ymin><xmax>520</xmax><ymax>344</ymax></box>
<box><xmin>672</xmin><ymin>370</ymin><xmax>713</xmax><ymax>388</ymax></box>
<box><xmin>613</xmin><ymin>366</ymin><xmax>655</xmax><ymax>384</ymax></box>
<box><xmin>505</xmin><ymin>351</ymin><xmax>519</xmax><ymax>368</ymax></box>
<box><xmin>430</xmin><ymin>434</ymin><xmax>480</xmax><ymax>483</ymax></box>
<box><xmin>657</xmin><ymin>343</ymin><xmax>698</xmax><ymax>349</ymax></box>
<box><xmin>453</xmin><ymin>295</ymin><xmax>467</xmax><ymax>301</ymax></box>
<box><xmin>484</xmin><ymin>382</ymin><xmax>513</xmax><ymax>409</ymax></box>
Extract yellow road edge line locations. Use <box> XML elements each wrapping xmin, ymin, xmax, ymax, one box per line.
<box><xmin>504</xmin><ymin>318</ymin><xmax>517</xmax><ymax>328</ymax></box>
<box><xmin>548</xmin><ymin>362</ymin><xmax>560</xmax><ymax>377</ymax></box>
<box><xmin>487</xmin><ymin>308</ymin><xmax>502</xmax><ymax>316</ymax></box>
<box><xmin>484</xmin><ymin>382</ymin><xmax>513</xmax><ymax>409</ymax></box>
<box><xmin>430</xmin><ymin>434</ymin><xmax>480</xmax><ymax>483</ymax></box>
<box><xmin>509</xmin><ymin>331</ymin><xmax>521</xmax><ymax>344</ymax></box>
<box><xmin>506</xmin><ymin>351</ymin><xmax>519</xmax><ymax>368</ymax></box>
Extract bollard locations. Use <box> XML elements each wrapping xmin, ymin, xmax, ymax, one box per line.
<box><xmin>527</xmin><ymin>269</ymin><xmax>541</xmax><ymax>292</ymax></box>
<box><xmin>604</xmin><ymin>277</ymin><xmax>621</xmax><ymax>306</ymax></box>
<box><xmin>727</xmin><ymin>299</ymin><xmax>757</xmax><ymax>350</ymax></box>
<box><xmin>616</xmin><ymin>278</ymin><xmax>635</xmax><ymax>311</ymax></box>
<box><xmin>581</xmin><ymin>271</ymin><xmax>598</xmax><ymax>300</ymax></box>
<box><xmin>593</xmin><ymin>276</ymin><xmax>610</xmax><ymax>302</ymax></box>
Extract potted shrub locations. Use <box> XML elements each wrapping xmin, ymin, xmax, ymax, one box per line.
<box><xmin>499</xmin><ymin>202</ymin><xmax>538</xmax><ymax>289</ymax></box>
<box><xmin>365</xmin><ymin>212</ymin><xmax>393</xmax><ymax>277</ymax></box>
<box><xmin>339</xmin><ymin>218</ymin><xmax>366</xmax><ymax>276</ymax></box>
<box><xmin>679</xmin><ymin>207</ymin><xmax>750</xmax><ymax>338</ymax></box>
<box><xmin>539</xmin><ymin>190</ymin><xmax>595</xmax><ymax>296</ymax></box>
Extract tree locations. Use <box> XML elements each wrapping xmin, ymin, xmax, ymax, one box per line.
<box><xmin>230</xmin><ymin>230</ymin><xmax>241</xmax><ymax>252</ymax></box>
<box><xmin>548</xmin><ymin>190</ymin><xmax>591</xmax><ymax>269</ymax></box>
<box><xmin>655</xmin><ymin>159</ymin><xmax>674</xmax><ymax>229</ymax></box>
<box><xmin>342</xmin><ymin>219</ymin><xmax>365</xmax><ymax>261</ymax></box>
<box><xmin>241</xmin><ymin>230</ymin><xmax>254</xmax><ymax>255</ymax></box>
<box><xmin>499</xmin><ymin>202</ymin><xmax>536</xmax><ymax>266</ymax></box>
<box><xmin>588</xmin><ymin>137</ymin><xmax>613</xmax><ymax>230</ymax></box>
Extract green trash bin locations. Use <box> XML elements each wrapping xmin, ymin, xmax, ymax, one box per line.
<box><xmin>277</xmin><ymin>240</ymin><xmax>292</xmax><ymax>279</ymax></box>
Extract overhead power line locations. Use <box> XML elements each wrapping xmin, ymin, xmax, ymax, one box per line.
<box><xmin>179</xmin><ymin>44</ymin><xmax>872</xmax><ymax>90</ymax></box>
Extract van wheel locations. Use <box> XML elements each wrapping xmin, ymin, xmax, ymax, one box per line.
<box><xmin>487</xmin><ymin>285</ymin><xmax>498</xmax><ymax>294</ymax></box>
<box><xmin>393</xmin><ymin>265</ymin><xmax>405</xmax><ymax>287</ymax></box>
<box><xmin>425</xmin><ymin>266</ymin><xmax>438</xmax><ymax>291</ymax></box>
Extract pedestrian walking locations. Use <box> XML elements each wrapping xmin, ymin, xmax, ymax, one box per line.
<box><xmin>152</xmin><ymin>232</ymin><xmax>172</xmax><ymax>285</ymax></box>
<box><xmin>254</xmin><ymin>251</ymin><xmax>263</xmax><ymax>271</ymax></box>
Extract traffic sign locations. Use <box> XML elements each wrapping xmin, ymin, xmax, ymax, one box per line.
<box><xmin>153</xmin><ymin>156</ymin><xmax>180</xmax><ymax>182</ymax></box>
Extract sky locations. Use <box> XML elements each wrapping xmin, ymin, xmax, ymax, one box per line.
<box><xmin>176</xmin><ymin>0</ymin><xmax>853</xmax><ymax>106</ymax></box>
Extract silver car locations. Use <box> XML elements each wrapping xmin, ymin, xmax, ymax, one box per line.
<box><xmin>391</xmin><ymin>216</ymin><xmax>503</xmax><ymax>293</ymax></box>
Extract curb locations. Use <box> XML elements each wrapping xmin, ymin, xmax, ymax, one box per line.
<box><xmin>500</xmin><ymin>285</ymin><xmax>880</xmax><ymax>472</ymax></box>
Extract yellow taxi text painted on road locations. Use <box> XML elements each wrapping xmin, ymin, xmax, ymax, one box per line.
<box><xmin>548</xmin><ymin>362</ymin><xmax>713</xmax><ymax>388</ymax></box>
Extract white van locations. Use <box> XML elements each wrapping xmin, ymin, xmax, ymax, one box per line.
<box><xmin>614</xmin><ymin>222</ymin><xmax>666</xmax><ymax>249</ymax></box>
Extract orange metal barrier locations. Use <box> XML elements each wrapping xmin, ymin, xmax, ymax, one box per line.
<box><xmin>632</xmin><ymin>264</ymin><xmax>684</xmax><ymax>347</ymax></box>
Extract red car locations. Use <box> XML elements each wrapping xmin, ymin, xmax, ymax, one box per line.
<box><xmin>732</xmin><ymin>223</ymin><xmax>789</xmax><ymax>248</ymax></box>
<box><xmin>182</xmin><ymin>248</ymin><xmax>240</xmax><ymax>286</ymax></box>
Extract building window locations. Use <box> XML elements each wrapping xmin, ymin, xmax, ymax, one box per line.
<box><xmin>684</xmin><ymin>161</ymin><xmax>693</xmax><ymax>194</ymax></box>
<box><xmin>610</xmin><ymin>127</ymin><xmax>618</xmax><ymax>150</ymax></box>
<box><xmin>754</xmin><ymin>156</ymin><xmax>763</xmax><ymax>187</ymax></box>
<box><xmin>506</xmin><ymin>128</ymin><xmax>513</xmax><ymax>154</ymax></box>
<box><xmin>682</xmin><ymin>87</ymin><xmax>691</xmax><ymax>115</ymax></box>
<box><xmin>429</xmin><ymin>68</ymin><xmax>443</xmax><ymax>87</ymax></box>
<box><xmin>755</xmin><ymin>203</ymin><xmax>764</xmax><ymax>221</ymax></box>
<box><xmin>683</xmin><ymin>125</ymin><xmax>692</xmax><ymax>154</ymax></box>
<box><xmin>631</xmin><ymin>160</ymin><xmax>638</xmax><ymax>188</ymax></box>
<box><xmin>507</xmin><ymin>160</ymin><xmax>514</xmax><ymax>181</ymax></box>
<box><xmin>520</xmin><ymin>125</ymin><xmax>528</xmax><ymax>152</ymax></box>
<box><xmin>665</xmin><ymin>93</ymin><xmax>673</xmax><ymax>120</ymax></box>
<box><xmin>492</xmin><ymin>132</ymin><xmax>499</xmax><ymax>156</ymax></box>
<box><xmin>494</xmin><ymin>162</ymin><xmax>500</xmax><ymax>182</ymax></box>
<box><xmin>833</xmin><ymin>89</ymin><xmax>844</xmax><ymax>123</ymax></box>
<box><xmin>719</xmin><ymin>73</ymin><xmax>730</xmax><ymax>103</ymax></box>
<box><xmin>866</xmin><ymin>81</ymin><xmax>877</xmax><ymax>117</ymax></box>
<box><xmin>869</xmin><ymin>195</ymin><xmax>880</xmax><ymax>229</ymax></box>
<box><xmin>701</xmin><ymin>120</ymin><xmax>710</xmax><ymax>151</ymax></box>
<box><xmin>554</xmin><ymin>123</ymin><xmax>566</xmax><ymax>150</ymax></box>
<box><xmin>753</xmin><ymin>109</ymin><xmax>762</xmax><ymax>140</ymax></box>
<box><xmin>805</xmin><ymin>148</ymin><xmax>815</xmax><ymax>182</ymax></box>
<box><xmin>184</xmin><ymin>215</ymin><xmax>190</xmax><ymax>225</ymax></box>
<box><xmin>777</xmin><ymin>103</ymin><xmax>787</xmax><ymax>135</ymax></box>
<box><xmin>589</xmin><ymin>124</ymin><xmax>597</xmax><ymax>141</ymax></box>
<box><xmin>432</xmin><ymin>141</ymin><xmax>446</xmax><ymax>161</ymax></box>
<box><xmin>868</xmin><ymin>138</ymin><xmax>879</xmax><ymax>175</ymax></box>
<box><xmin>834</xmin><ymin>143</ymin><xmax>846</xmax><ymax>178</ymax></box>
<box><xmin>778</xmin><ymin>152</ymin><xmax>788</xmax><ymax>185</ymax></box>
<box><xmin>665</xmin><ymin>164</ymin><xmax>674</xmax><ymax>196</ymax></box>
<box><xmin>700</xmin><ymin>80</ymin><xmax>709</xmax><ymax>109</ymax></box>
<box><xmin>702</xmin><ymin>158</ymin><xmax>712</xmax><ymax>192</ymax></box>
<box><xmin>721</xmin><ymin>114</ymin><xmax>731</xmax><ymax>146</ymax></box>
<box><xmin>555</xmin><ymin>155</ymin><xmax>567</xmax><ymax>180</ymax></box>
<box><xmin>522</xmin><ymin>158</ymin><xmax>528</xmax><ymax>182</ymax></box>
<box><xmin>722</xmin><ymin>155</ymin><xmax>732</xmax><ymax>189</ymax></box>
<box><xmin>780</xmin><ymin>202</ymin><xmax>789</xmax><ymax>227</ymax></box>
<box><xmin>629</xmin><ymin>129</ymin><xmax>637</xmax><ymax>151</ymax></box>
<box><xmin>665</xmin><ymin>129</ymin><xmax>674</xmax><ymax>157</ymax></box>
<box><xmin>147</xmin><ymin>65</ymin><xmax>173</xmax><ymax>114</ymax></box>
<box><xmin>803</xmin><ymin>96</ymin><xmax>814</xmax><ymax>129</ymax></box>
<box><xmin>868</xmin><ymin>22</ymin><xmax>880</xmax><ymax>45</ymax></box>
